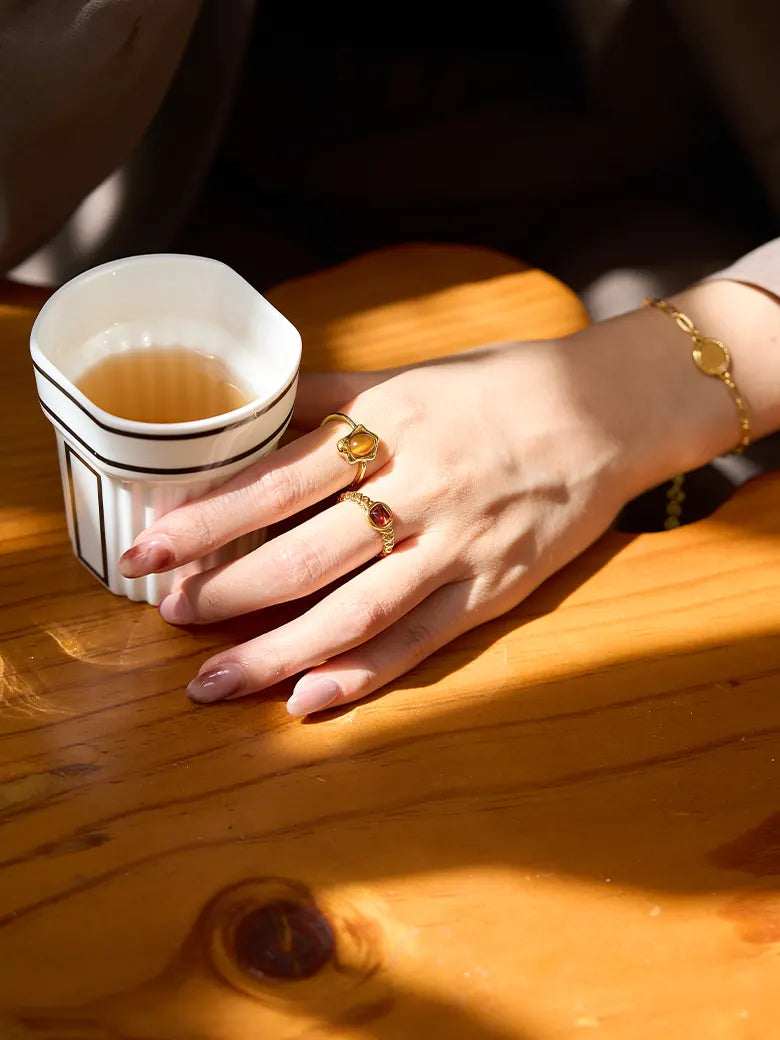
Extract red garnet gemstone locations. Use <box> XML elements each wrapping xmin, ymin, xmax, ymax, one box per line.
<box><xmin>369</xmin><ymin>502</ymin><xmax>392</xmax><ymax>528</ymax></box>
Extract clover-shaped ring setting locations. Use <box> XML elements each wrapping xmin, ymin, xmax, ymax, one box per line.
<box><xmin>320</xmin><ymin>412</ymin><xmax>380</xmax><ymax>487</ymax></box>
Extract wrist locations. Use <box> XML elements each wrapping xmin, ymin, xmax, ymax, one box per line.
<box><xmin>567</xmin><ymin>279</ymin><xmax>780</xmax><ymax>500</ymax></box>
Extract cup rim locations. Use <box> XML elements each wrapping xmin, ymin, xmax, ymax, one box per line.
<box><xmin>29</xmin><ymin>253</ymin><xmax>302</xmax><ymax>438</ymax></box>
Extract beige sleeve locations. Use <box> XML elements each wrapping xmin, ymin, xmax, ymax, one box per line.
<box><xmin>706</xmin><ymin>238</ymin><xmax>780</xmax><ymax>300</ymax></box>
<box><xmin>0</xmin><ymin>1</ymin><xmax>202</xmax><ymax>271</ymax></box>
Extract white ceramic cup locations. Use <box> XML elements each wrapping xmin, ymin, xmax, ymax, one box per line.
<box><xmin>30</xmin><ymin>254</ymin><xmax>301</xmax><ymax>605</ymax></box>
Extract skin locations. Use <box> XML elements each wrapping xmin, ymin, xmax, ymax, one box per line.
<box><xmin>119</xmin><ymin>279</ymin><xmax>780</xmax><ymax>716</ymax></box>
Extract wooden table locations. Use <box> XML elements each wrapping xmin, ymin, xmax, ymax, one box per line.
<box><xmin>1</xmin><ymin>246</ymin><xmax>779</xmax><ymax>1039</ymax></box>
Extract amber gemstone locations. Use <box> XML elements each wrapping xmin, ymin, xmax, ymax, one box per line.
<box><xmin>369</xmin><ymin>502</ymin><xmax>392</xmax><ymax>528</ymax></box>
<box><xmin>348</xmin><ymin>432</ymin><xmax>375</xmax><ymax>458</ymax></box>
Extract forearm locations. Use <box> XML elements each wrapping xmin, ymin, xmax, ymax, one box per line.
<box><xmin>568</xmin><ymin>278</ymin><xmax>780</xmax><ymax>499</ymax></box>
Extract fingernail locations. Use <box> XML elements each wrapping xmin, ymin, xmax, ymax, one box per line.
<box><xmin>159</xmin><ymin>591</ymin><xmax>194</xmax><ymax>625</ymax></box>
<box><xmin>119</xmin><ymin>535</ymin><xmax>174</xmax><ymax>578</ymax></box>
<box><xmin>187</xmin><ymin>662</ymin><xmax>245</xmax><ymax>703</ymax></box>
<box><xmin>287</xmin><ymin>677</ymin><xmax>341</xmax><ymax>717</ymax></box>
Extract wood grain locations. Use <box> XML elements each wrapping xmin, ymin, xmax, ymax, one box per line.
<box><xmin>0</xmin><ymin>247</ymin><xmax>778</xmax><ymax>1039</ymax></box>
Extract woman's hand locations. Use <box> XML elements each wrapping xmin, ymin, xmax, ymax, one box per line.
<box><xmin>118</xmin><ymin>336</ymin><xmax>656</xmax><ymax>716</ymax></box>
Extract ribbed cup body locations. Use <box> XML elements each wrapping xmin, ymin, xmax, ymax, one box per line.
<box><xmin>31</xmin><ymin>255</ymin><xmax>301</xmax><ymax>604</ymax></box>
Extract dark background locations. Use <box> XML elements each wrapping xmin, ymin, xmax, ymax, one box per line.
<box><xmin>179</xmin><ymin>0</ymin><xmax>776</xmax><ymax>301</ymax></box>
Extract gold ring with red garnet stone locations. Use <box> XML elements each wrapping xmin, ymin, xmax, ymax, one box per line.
<box><xmin>337</xmin><ymin>491</ymin><xmax>395</xmax><ymax>556</ymax></box>
<box><xmin>320</xmin><ymin>412</ymin><xmax>379</xmax><ymax>487</ymax></box>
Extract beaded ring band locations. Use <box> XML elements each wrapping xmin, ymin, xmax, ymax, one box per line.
<box><xmin>337</xmin><ymin>490</ymin><xmax>395</xmax><ymax>556</ymax></box>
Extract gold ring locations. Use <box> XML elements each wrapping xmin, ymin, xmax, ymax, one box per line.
<box><xmin>321</xmin><ymin>412</ymin><xmax>379</xmax><ymax>488</ymax></box>
<box><xmin>338</xmin><ymin>491</ymin><xmax>395</xmax><ymax>556</ymax></box>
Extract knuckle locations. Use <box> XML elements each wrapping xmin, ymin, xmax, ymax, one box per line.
<box><xmin>346</xmin><ymin>666</ymin><xmax>381</xmax><ymax>703</ymax></box>
<box><xmin>167</xmin><ymin>489</ymin><xmax>251</xmax><ymax>556</ymax></box>
<box><xmin>275</xmin><ymin>538</ymin><xmax>326</xmax><ymax>590</ymax></box>
<box><xmin>345</xmin><ymin>596</ymin><xmax>388</xmax><ymax>640</ymax></box>
<box><xmin>255</xmin><ymin>465</ymin><xmax>304</xmax><ymax>517</ymax></box>
<box><xmin>384</xmin><ymin>383</ymin><xmax>422</xmax><ymax>429</ymax></box>
<box><xmin>260</xmin><ymin>645</ymin><xmax>289</xmax><ymax>685</ymax></box>
<box><xmin>424</xmin><ymin>468</ymin><xmax>454</xmax><ymax>503</ymax></box>
<box><xmin>355</xmin><ymin>661</ymin><xmax>379</xmax><ymax>690</ymax></box>
<box><xmin>403</xmin><ymin>620</ymin><xmax>435</xmax><ymax>659</ymax></box>
<box><xmin>179</xmin><ymin>570</ymin><xmax>226</xmax><ymax>618</ymax></box>
<box><xmin>202</xmin><ymin>584</ymin><xmax>224</xmax><ymax>615</ymax></box>
<box><xmin>172</xmin><ymin>507</ymin><xmax>220</xmax><ymax>556</ymax></box>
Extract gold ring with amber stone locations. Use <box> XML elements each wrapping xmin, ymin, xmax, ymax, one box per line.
<box><xmin>320</xmin><ymin>412</ymin><xmax>380</xmax><ymax>487</ymax></box>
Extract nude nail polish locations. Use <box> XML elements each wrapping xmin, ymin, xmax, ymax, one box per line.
<box><xmin>187</xmin><ymin>663</ymin><xmax>245</xmax><ymax>703</ymax></box>
<box><xmin>159</xmin><ymin>591</ymin><xmax>193</xmax><ymax>625</ymax></box>
<box><xmin>118</xmin><ymin>535</ymin><xmax>174</xmax><ymax>578</ymax></box>
<box><xmin>287</xmin><ymin>678</ymin><xmax>341</xmax><ymax>716</ymax></box>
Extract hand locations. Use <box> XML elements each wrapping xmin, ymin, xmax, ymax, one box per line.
<box><xmin>119</xmin><ymin>338</ymin><xmax>643</xmax><ymax>716</ymax></box>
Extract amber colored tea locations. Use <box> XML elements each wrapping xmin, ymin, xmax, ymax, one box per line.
<box><xmin>76</xmin><ymin>346</ymin><xmax>252</xmax><ymax>423</ymax></box>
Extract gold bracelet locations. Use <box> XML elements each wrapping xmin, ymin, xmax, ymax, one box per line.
<box><xmin>643</xmin><ymin>298</ymin><xmax>751</xmax><ymax>530</ymax></box>
<box><xmin>643</xmin><ymin>298</ymin><xmax>750</xmax><ymax>453</ymax></box>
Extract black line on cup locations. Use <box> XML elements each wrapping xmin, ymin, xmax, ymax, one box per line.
<box><xmin>33</xmin><ymin>361</ymin><xmax>298</xmax><ymax>440</ymax></box>
<box><xmin>64</xmin><ymin>444</ymin><xmax>108</xmax><ymax>585</ymax></box>
<box><xmin>43</xmin><ymin>402</ymin><xmax>294</xmax><ymax>475</ymax></box>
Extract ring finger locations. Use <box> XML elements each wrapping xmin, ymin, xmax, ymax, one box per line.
<box><xmin>119</xmin><ymin>408</ymin><xmax>392</xmax><ymax>578</ymax></box>
<box><xmin>160</xmin><ymin>487</ymin><xmax>416</xmax><ymax>624</ymax></box>
<box><xmin>186</xmin><ymin>537</ymin><xmax>448</xmax><ymax>702</ymax></box>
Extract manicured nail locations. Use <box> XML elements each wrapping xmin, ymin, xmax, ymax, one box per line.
<box><xmin>119</xmin><ymin>535</ymin><xmax>174</xmax><ymax>578</ymax></box>
<box><xmin>187</xmin><ymin>663</ymin><xmax>245</xmax><ymax>703</ymax></box>
<box><xmin>159</xmin><ymin>591</ymin><xmax>194</xmax><ymax>625</ymax></box>
<box><xmin>287</xmin><ymin>678</ymin><xmax>341</xmax><ymax>717</ymax></box>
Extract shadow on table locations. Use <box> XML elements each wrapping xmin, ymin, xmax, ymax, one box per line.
<box><xmin>2</xmin><ymin>271</ymin><xmax>779</xmax><ymax>1035</ymax></box>
<box><xmin>1</xmin><ymin>469</ymin><xmax>779</xmax><ymax>1030</ymax></box>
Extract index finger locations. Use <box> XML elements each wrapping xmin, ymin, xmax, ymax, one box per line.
<box><xmin>118</xmin><ymin>410</ymin><xmax>391</xmax><ymax>578</ymax></box>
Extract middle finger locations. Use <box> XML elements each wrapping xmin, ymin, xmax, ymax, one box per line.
<box><xmin>120</xmin><ymin>409</ymin><xmax>392</xmax><ymax>577</ymax></box>
<box><xmin>187</xmin><ymin>539</ymin><xmax>446</xmax><ymax>703</ymax></box>
<box><xmin>160</xmin><ymin>488</ymin><xmax>416</xmax><ymax>624</ymax></box>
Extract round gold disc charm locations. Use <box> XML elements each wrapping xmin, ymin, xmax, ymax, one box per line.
<box><xmin>692</xmin><ymin>337</ymin><xmax>730</xmax><ymax>376</ymax></box>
